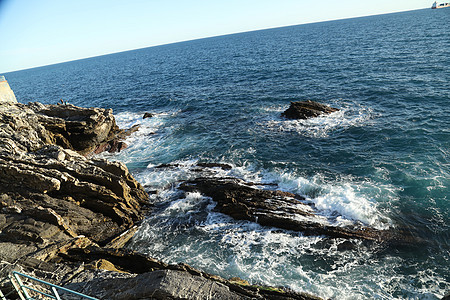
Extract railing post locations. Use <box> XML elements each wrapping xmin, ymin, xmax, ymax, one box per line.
<box><xmin>12</xmin><ymin>273</ymin><xmax>32</xmax><ymax>300</ymax></box>
<box><xmin>51</xmin><ymin>286</ymin><xmax>62</xmax><ymax>300</ymax></box>
<box><xmin>10</xmin><ymin>272</ymin><xmax>98</xmax><ymax>300</ymax></box>
<box><xmin>0</xmin><ymin>289</ymin><xmax>6</xmax><ymax>300</ymax></box>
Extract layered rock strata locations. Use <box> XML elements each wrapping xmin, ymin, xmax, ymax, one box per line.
<box><xmin>179</xmin><ymin>177</ymin><xmax>418</xmax><ymax>246</ymax></box>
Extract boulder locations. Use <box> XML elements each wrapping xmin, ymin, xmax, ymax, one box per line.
<box><xmin>282</xmin><ymin>100</ymin><xmax>339</xmax><ymax>120</ymax></box>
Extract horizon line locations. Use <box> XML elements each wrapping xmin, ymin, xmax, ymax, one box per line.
<box><xmin>1</xmin><ymin>7</ymin><xmax>426</xmax><ymax>75</ymax></box>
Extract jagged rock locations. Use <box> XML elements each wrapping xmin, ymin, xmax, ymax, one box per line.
<box><xmin>0</xmin><ymin>149</ymin><xmax>149</xmax><ymax>247</ymax></box>
<box><xmin>68</xmin><ymin>269</ymin><xmax>246</xmax><ymax>300</ymax></box>
<box><xmin>0</xmin><ymin>101</ymin><xmax>135</xmax><ymax>155</ymax></box>
<box><xmin>179</xmin><ymin>177</ymin><xmax>417</xmax><ymax>245</ymax></box>
<box><xmin>282</xmin><ymin>100</ymin><xmax>339</xmax><ymax>120</ymax></box>
<box><xmin>93</xmin><ymin>124</ymin><xmax>140</xmax><ymax>155</ymax></box>
<box><xmin>143</xmin><ymin>112</ymin><xmax>154</xmax><ymax>119</ymax></box>
<box><xmin>62</xmin><ymin>247</ymin><xmax>321</xmax><ymax>300</ymax></box>
<box><xmin>0</xmin><ymin>100</ymin><xmax>149</xmax><ymax>262</ymax></box>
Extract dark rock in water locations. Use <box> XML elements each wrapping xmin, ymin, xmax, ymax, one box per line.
<box><xmin>154</xmin><ymin>162</ymin><xmax>233</xmax><ymax>171</ymax></box>
<box><xmin>179</xmin><ymin>177</ymin><xmax>418</xmax><ymax>245</ymax></box>
<box><xmin>282</xmin><ymin>100</ymin><xmax>339</xmax><ymax>120</ymax></box>
<box><xmin>196</xmin><ymin>162</ymin><xmax>233</xmax><ymax>170</ymax></box>
<box><xmin>143</xmin><ymin>112</ymin><xmax>154</xmax><ymax>119</ymax></box>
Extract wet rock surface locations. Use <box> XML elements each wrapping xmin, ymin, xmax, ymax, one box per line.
<box><xmin>282</xmin><ymin>100</ymin><xmax>339</xmax><ymax>120</ymax></box>
<box><xmin>62</xmin><ymin>247</ymin><xmax>320</xmax><ymax>300</ymax></box>
<box><xmin>179</xmin><ymin>177</ymin><xmax>419</xmax><ymax>246</ymax></box>
<box><xmin>0</xmin><ymin>100</ymin><xmax>319</xmax><ymax>300</ymax></box>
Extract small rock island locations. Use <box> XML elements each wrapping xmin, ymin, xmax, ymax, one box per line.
<box><xmin>282</xmin><ymin>100</ymin><xmax>339</xmax><ymax>120</ymax></box>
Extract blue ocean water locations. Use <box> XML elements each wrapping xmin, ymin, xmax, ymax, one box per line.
<box><xmin>5</xmin><ymin>8</ymin><xmax>449</xmax><ymax>299</ymax></box>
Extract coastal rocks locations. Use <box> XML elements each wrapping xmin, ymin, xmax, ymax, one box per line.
<box><xmin>75</xmin><ymin>269</ymin><xmax>246</xmax><ymax>300</ymax></box>
<box><xmin>67</xmin><ymin>269</ymin><xmax>320</xmax><ymax>300</ymax></box>
<box><xmin>62</xmin><ymin>247</ymin><xmax>321</xmax><ymax>300</ymax></box>
<box><xmin>0</xmin><ymin>101</ymin><xmax>134</xmax><ymax>156</ymax></box>
<box><xmin>30</xmin><ymin>102</ymin><xmax>139</xmax><ymax>155</ymax></box>
<box><xmin>179</xmin><ymin>177</ymin><xmax>413</xmax><ymax>244</ymax></box>
<box><xmin>0</xmin><ymin>100</ymin><xmax>151</xmax><ymax>297</ymax></box>
<box><xmin>0</xmin><ymin>146</ymin><xmax>149</xmax><ymax>251</ymax></box>
<box><xmin>282</xmin><ymin>100</ymin><xmax>339</xmax><ymax>120</ymax></box>
<box><xmin>0</xmin><ymin>98</ymin><xmax>320</xmax><ymax>300</ymax></box>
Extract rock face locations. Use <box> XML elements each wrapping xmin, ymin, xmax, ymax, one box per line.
<box><xmin>179</xmin><ymin>177</ymin><xmax>418</xmax><ymax>245</ymax></box>
<box><xmin>282</xmin><ymin>100</ymin><xmax>339</xmax><ymax>120</ymax></box>
<box><xmin>0</xmin><ymin>101</ymin><xmax>136</xmax><ymax>156</ymax></box>
<box><xmin>62</xmin><ymin>247</ymin><xmax>320</xmax><ymax>300</ymax></box>
<box><xmin>0</xmin><ymin>100</ymin><xmax>320</xmax><ymax>300</ymax></box>
<box><xmin>0</xmin><ymin>100</ymin><xmax>150</xmax><ymax>263</ymax></box>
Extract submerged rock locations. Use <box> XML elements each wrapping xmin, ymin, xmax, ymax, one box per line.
<box><xmin>282</xmin><ymin>100</ymin><xmax>339</xmax><ymax>120</ymax></box>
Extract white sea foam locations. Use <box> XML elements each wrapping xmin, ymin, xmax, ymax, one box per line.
<box><xmin>97</xmin><ymin>110</ymin><xmax>178</xmax><ymax>164</ymax></box>
<box><xmin>101</xmin><ymin>109</ymin><xmax>394</xmax><ymax>228</ymax></box>
<box><xmin>127</xmin><ymin>162</ymin><xmax>446</xmax><ymax>299</ymax></box>
<box><xmin>132</xmin><ymin>157</ymin><xmax>394</xmax><ymax>230</ymax></box>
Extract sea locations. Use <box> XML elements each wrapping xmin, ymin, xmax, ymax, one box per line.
<box><xmin>4</xmin><ymin>8</ymin><xmax>449</xmax><ymax>300</ymax></box>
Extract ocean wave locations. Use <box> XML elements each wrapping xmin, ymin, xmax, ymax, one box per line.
<box><xmin>129</xmin><ymin>196</ymin><xmax>447</xmax><ymax>299</ymax></box>
<box><xmin>130</xmin><ymin>158</ymin><xmax>394</xmax><ymax>229</ymax></box>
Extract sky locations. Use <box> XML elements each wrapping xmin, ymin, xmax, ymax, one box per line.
<box><xmin>0</xmin><ymin>0</ymin><xmax>429</xmax><ymax>73</ymax></box>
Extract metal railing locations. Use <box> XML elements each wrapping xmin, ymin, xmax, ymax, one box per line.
<box><xmin>1</xmin><ymin>271</ymin><xmax>98</xmax><ymax>300</ymax></box>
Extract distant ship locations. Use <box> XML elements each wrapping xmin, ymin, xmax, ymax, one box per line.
<box><xmin>432</xmin><ymin>1</ymin><xmax>450</xmax><ymax>8</ymax></box>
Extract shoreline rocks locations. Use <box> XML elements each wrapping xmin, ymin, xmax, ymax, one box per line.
<box><xmin>0</xmin><ymin>98</ymin><xmax>320</xmax><ymax>299</ymax></box>
<box><xmin>282</xmin><ymin>100</ymin><xmax>339</xmax><ymax>120</ymax></box>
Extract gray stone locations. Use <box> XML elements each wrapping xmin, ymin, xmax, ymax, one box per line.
<box><xmin>68</xmin><ymin>270</ymin><xmax>245</xmax><ymax>300</ymax></box>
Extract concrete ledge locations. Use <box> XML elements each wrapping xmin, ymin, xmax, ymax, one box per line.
<box><xmin>0</xmin><ymin>78</ymin><xmax>18</xmax><ymax>104</ymax></box>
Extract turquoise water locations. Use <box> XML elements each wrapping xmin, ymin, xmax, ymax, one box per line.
<box><xmin>6</xmin><ymin>8</ymin><xmax>449</xmax><ymax>299</ymax></box>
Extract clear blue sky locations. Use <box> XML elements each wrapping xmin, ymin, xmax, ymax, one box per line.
<box><xmin>0</xmin><ymin>0</ymin><xmax>429</xmax><ymax>73</ymax></box>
